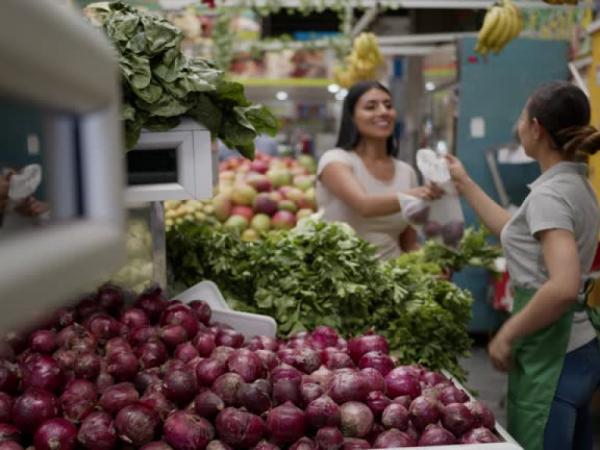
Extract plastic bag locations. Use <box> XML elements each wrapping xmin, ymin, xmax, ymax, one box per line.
<box><xmin>398</xmin><ymin>149</ymin><xmax>465</xmax><ymax>247</ymax></box>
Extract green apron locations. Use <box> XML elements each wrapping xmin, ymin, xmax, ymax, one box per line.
<box><xmin>508</xmin><ymin>284</ymin><xmax>600</xmax><ymax>450</ymax></box>
<box><xmin>507</xmin><ymin>287</ymin><xmax>574</xmax><ymax>450</ymax></box>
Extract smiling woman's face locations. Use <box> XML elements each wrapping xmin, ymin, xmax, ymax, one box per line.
<box><xmin>353</xmin><ymin>88</ymin><xmax>397</xmax><ymax>141</ymax></box>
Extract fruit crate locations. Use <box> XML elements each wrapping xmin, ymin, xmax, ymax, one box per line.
<box><xmin>174</xmin><ymin>281</ymin><xmax>523</xmax><ymax>449</ymax></box>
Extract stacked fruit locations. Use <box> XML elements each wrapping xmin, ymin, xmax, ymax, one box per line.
<box><xmin>165</xmin><ymin>153</ymin><xmax>318</xmax><ymax>241</ymax></box>
<box><xmin>334</xmin><ymin>33</ymin><xmax>386</xmax><ymax>89</ymax></box>
<box><xmin>475</xmin><ymin>0</ymin><xmax>523</xmax><ymax>55</ymax></box>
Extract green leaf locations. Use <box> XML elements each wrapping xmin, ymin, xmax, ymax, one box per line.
<box><xmin>239</xmin><ymin>105</ymin><xmax>279</xmax><ymax>137</ymax></box>
<box><xmin>119</xmin><ymin>53</ymin><xmax>151</xmax><ymax>90</ymax></box>
<box><xmin>143</xmin><ymin>115</ymin><xmax>181</xmax><ymax>132</ymax></box>
<box><xmin>131</xmin><ymin>79</ymin><xmax>163</xmax><ymax>104</ymax></box>
<box><xmin>187</xmin><ymin>94</ymin><xmax>222</xmax><ymax>134</ymax></box>
<box><xmin>106</xmin><ymin>10</ymin><xmax>140</xmax><ymax>43</ymax></box>
<box><xmin>216</xmin><ymin>80</ymin><xmax>250</xmax><ymax>106</ymax></box>
<box><xmin>135</xmin><ymin>93</ymin><xmax>188</xmax><ymax>117</ymax></box>
<box><xmin>140</xmin><ymin>15</ymin><xmax>182</xmax><ymax>55</ymax></box>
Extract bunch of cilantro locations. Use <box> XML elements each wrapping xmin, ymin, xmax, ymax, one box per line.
<box><xmin>85</xmin><ymin>1</ymin><xmax>277</xmax><ymax>157</ymax></box>
<box><xmin>167</xmin><ymin>219</ymin><xmax>474</xmax><ymax>378</ymax></box>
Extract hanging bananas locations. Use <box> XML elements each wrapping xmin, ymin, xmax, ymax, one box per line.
<box><xmin>334</xmin><ymin>32</ymin><xmax>386</xmax><ymax>89</ymax></box>
<box><xmin>475</xmin><ymin>0</ymin><xmax>523</xmax><ymax>55</ymax></box>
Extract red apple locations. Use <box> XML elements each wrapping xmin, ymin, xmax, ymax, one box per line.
<box><xmin>272</xmin><ymin>210</ymin><xmax>296</xmax><ymax>230</ymax></box>
<box><xmin>254</xmin><ymin>193</ymin><xmax>279</xmax><ymax>216</ymax></box>
<box><xmin>250</xmin><ymin>160</ymin><xmax>269</xmax><ymax>174</ymax></box>
<box><xmin>231</xmin><ymin>205</ymin><xmax>254</xmax><ymax>221</ymax></box>
<box><xmin>246</xmin><ymin>173</ymin><xmax>272</xmax><ymax>193</ymax></box>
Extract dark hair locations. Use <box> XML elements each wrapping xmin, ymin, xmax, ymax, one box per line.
<box><xmin>335</xmin><ymin>81</ymin><xmax>398</xmax><ymax>156</ymax></box>
<box><xmin>527</xmin><ymin>81</ymin><xmax>600</xmax><ymax>161</ymax></box>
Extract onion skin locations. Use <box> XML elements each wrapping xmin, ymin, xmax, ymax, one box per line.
<box><xmin>417</xmin><ymin>424</ymin><xmax>457</xmax><ymax>446</ymax></box>
<box><xmin>194</xmin><ymin>391</ymin><xmax>225</xmax><ymax>420</ymax></box>
<box><xmin>33</xmin><ymin>418</ymin><xmax>78</xmax><ymax>450</ymax></box>
<box><xmin>0</xmin><ymin>442</ymin><xmax>24</xmax><ymax>450</ymax></box>
<box><xmin>115</xmin><ymin>402</ymin><xmax>159</xmax><ymax>447</ymax></box>
<box><xmin>305</xmin><ymin>395</ymin><xmax>340</xmax><ymax>429</ymax></box>
<box><xmin>21</xmin><ymin>354</ymin><xmax>63</xmax><ymax>393</ymax></box>
<box><xmin>266</xmin><ymin>401</ymin><xmax>306</xmax><ymax>446</ymax></box>
<box><xmin>29</xmin><ymin>331</ymin><xmax>58</xmax><ymax>355</ymax></box>
<box><xmin>196</xmin><ymin>359</ymin><xmax>227</xmax><ymax>387</ymax></box>
<box><xmin>163</xmin><ymin>411</ymin><xmax>214</xmax><ymax>450</ymax></box>
<box><xmin>408</xmin><ymin>395</ymin><xmax>441</xmax><ymax>431</ymax></box>
<box><xmin>163</xmin><ymin>369</ymin><xmax>197</xmax><ymax>406</ymax></box>
<box><xmin>12</xmin><ymin>388</ymin><xmax>59</xmax><ymax>433</ymax></box>
<box><xmin>77</xmin><ymin>411</ymin><xmax>118</xmax><ymax>450</ymax></box>
<box><xmin>381</xmin><ymin>403</ymin><xmax>409</xmax><ymax>431</ymax></box>
<box><xmin>0</xmin><ymin>423</ymin><xmax>20</xmax><ymax>443</ymax></box>
<box><xmin>315</xmin><ymin>427</ymin><xmax>344</xmax><ymax>450</ymax></box>
<box><xmin>0</xmin><ymin>362</ymin><xmax>19</xmax><ymax>395</ymax></box>
<box><xmin>339</xmin><ymin>402</ymin><xmax>373</xmax><ymax>438</ymax></box>
<box><xmin>441</xmin><ymin>402</ymin><xmax>477</xmax><ymax>437</ymax></box>
<box><xmin>0</xmin><ymin>394</ymin><xmax>13</xmax><ymax>423</ymax></box>
<box><xmin>215</xmin><ymin>407</ymin><xmax>266</xmax><ymax>449</ymax></box>
<box><xmin>99</xmin><ymin>382</ymin><xmax>139</xmax><ymax>416</ymax></box>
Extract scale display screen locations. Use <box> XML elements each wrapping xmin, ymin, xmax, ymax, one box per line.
<box><xmin>126</xmin><ymin>148</ymin><xmax>178</xmax><ymax>186</ymax></box>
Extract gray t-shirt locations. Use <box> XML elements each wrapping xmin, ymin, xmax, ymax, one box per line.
<box><xmin>500</xmin><ymin>162</ymin><xmax>600</xmax><ymax>352</ymax></box>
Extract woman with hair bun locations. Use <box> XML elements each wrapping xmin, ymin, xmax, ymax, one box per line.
<box><xmin>317</xmin><ymin>80</ymin><xmax>443</xmax><ymax>260</ymax></box>
<box><xmin>447</xmin><ymin>81</ymin><xmax>600</xmax><ymax>450</ymax></box>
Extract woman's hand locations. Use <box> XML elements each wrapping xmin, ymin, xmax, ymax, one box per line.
<box><xmin>14</xmin><ymin>196</ymin><xmax>49</xmax><ymax>218</ymax></box>
<box><xmin>406</xmin><ymin>182</ymin><xmax>445</xmax><ymax>201</ymax></box>
<box><xmin>488</xmin><ymin>327</ymin><xmax>513</xmax><ymax>372</ymax></box>
<box><xmin>445</xmin><ymin>155</ymin><xmax>470</xmax><ymax>191</ymax></box>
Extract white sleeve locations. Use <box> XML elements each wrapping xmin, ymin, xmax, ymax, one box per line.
<box><xmin>317</xmin><ymin>149</ymin><xmax>354</xmax><ymax>178</ymax></box>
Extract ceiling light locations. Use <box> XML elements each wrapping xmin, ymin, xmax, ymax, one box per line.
<box><xmin>335</xmin><ymin>89</ymin><xmax>348</xmax><ymax>101</ymax></box>
<box><xmin>425</xmin><ymin>82</ymin><xmax>436</xmax><ymax>92</ymax></box>
<box><xmin>275</xmin><ymin>91</ymin><xmax>288</xmax><ymax>101</ymax></box>
<box><xmin>328</xmin><ymin>84</ymin><xmax>340</xmax><ymax>94</ymax></box>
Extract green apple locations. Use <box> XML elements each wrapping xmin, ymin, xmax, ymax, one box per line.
<box><xmin>251</xmin><ymin>213</ymin><xmax>271</xmax><ymax>232</ymax></box>
<box><xmin>231</xmin><ymin>184</ymin><xmax>258</xmax><ymax>206</ymax></box>
<box><xmin>241</xmin><ymin>228</ymin><xmax>259</xmax><ymax>242</ymax></box>
<box><xmin>278</xmin><ymin>199</ymin><xmax>298</xmax><ymax>213</ymax></box>
<box><xmin>223</xmin><ymin>215</ymin><xmax>248</xmax><ymax>232</ymax></box>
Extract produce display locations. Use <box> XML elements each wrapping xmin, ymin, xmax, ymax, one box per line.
<box><xmin>0</xmin><ymin>285</ymin><xmax>501</xmax><ymax>449</ymax></box>
<box><xmin>334</xmin><ymin>33</ymin><xmax>386</xmax><ymax>89</ymax></box>
<box><xmin>167</xmin><ymin>219</ymin><xmax>474</xmax><ymax>378</ymax></box>
<box><xmin>85</xmin><ymin>2</ymin><xmax>278</xmax><ymax>157</ymax></box>
<box><xmin>475</xmin><ymin>0</ymin><xmax>523</xmax><ymax>55</ymax></box>
<box><xmin>164</xmin><ymin>153</ymin><xmax>318</xmax><ymax>239</ymax></box>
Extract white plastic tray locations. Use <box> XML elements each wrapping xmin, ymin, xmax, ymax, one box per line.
<box><xmin>173</xmin><ymin>280</ymin><xmax>278</xmax><ymax>339</ymax></box>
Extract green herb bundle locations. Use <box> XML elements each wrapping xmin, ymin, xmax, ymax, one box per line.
<box><xmin>86</xmin><ymin>1</ymin><xmax>278</xmax><ymax>157</ymax></box>
<box><xmin>167</xmin><ymin>219</ymin><xmax>474</xmax><ymax>378</ymax></box>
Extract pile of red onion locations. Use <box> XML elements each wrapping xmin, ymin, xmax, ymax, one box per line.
<box><xmin>0</xmin><ymin>284</ymin><xmax>502</xmax><ymax>449</ymax></box>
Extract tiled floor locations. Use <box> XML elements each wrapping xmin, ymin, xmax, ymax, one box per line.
<box><xmin>460</xmin><ymin>344</ymin><xmax>600</xmax><ymax>449</ymax></box>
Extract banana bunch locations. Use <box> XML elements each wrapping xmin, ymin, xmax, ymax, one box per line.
<box><xmin>334</xmin><ymin>33</ymin><xmax>385</xmax><ymax>88</ymax></box>
<box><xmin>475</xmin><ymin>0</ymin><xmax>523</xmax><ymax>55</ymax></box>
<box><xmin>542</xmin><ymin>0</ymin><xmax>578</xmax><ymax>4</ymax></box>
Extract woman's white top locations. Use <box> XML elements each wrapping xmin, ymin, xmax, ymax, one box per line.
<box><xmin>316</xmin><ymin>148</ymin><xmax>418</xmax><ymax>260</ymax></box>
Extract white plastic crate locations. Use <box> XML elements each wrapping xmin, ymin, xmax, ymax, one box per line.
<box><xmin>173</xmin><ymin>280</ymin><xmax>277</xmax><ymax>339</ymax></box>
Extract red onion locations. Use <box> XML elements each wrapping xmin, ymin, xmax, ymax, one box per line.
<box><xmin>0</xmin><ymin>394</ymin><xmax>12</xmax><ymax>423</ymax></box>
<box><xmin>107</xmin><ymin>351</ymin><xmax>138</xmax><ymax>381</ymax></box>
<box><xmin>381</xmin><ymin>403</ymin><xmax>409</xmax><ymax>431</ymax></box>
<box><xmin>357</xmin><ymin>351</ymin><xmax>394</xmax><ymax>376</ymax></box>
<box><xmin>442</xmin><ymin>402</ymin><xmax>477</xmax><ymax>436</ymax></box>
<box><xmin>54</xmin><ymin>307</ymin><xmax>76</xmax><ymax>329</ymax></box>
<box><xmin>305</xmin><ymin>395</ymin><xmax>340</xmax><ymax>429</ymax></box>
<box><xmin>216</xmin><ymin>329</ymin><xmax>244</xmax><ymax>348</ymax></box>
<box><xmin>347</xmin><ymin>334</ymin><xmax>388</xmax><ymax>364</ymax></box>
<box><xmin>439</xmin><ymin>385</ymin><xmax>469</xmax><ymax>405</ymax></box>
<box><xmin>421</xmin><ymin>386</ymin><xmax>441</xmax><ymax>400</ymax></box>
<box><xmin>328</xmin><ymin>371</ymin><xmax>370</xmax><ymax>404</ymax></box>
<box><xmin>96</xmin><ymin>284</ymin><xmax>124</xmax><ymax>313</ymax></box>
<box><xmin>140</xmin><ymin>391</ymin><xmax>176</xmax><ymax>421</ymax></box>
<box><xmin>141</xmin><ymin>442</ymin><xmax>175</xmax><ymax>450</ymax></box>
<box><xmin>161</xmin><ymin>306</ymin><xmax>198</xmax><ymax>342</ymax></box>
<box><xmin>420</xmin><ymin>370</ymin><xmax>447</xmax><ymax>387</ymax></box>
<box><xmin>300</xmin><ymin>382</ymin><xmax>323</xmax><ymax>405</ymax></box>
<box><xmin>135</xmin><ymin>369</ymin><xmax>161</xmax><ymax>394</ymax></box>
<box><xmin>196</xmin><ymin>358</ymin><xmax>227</xmax><ymax>387</ymax></box>
<box><xmin>277</xmin><ymin>348</ymin><xmax>295</xmax><ymax>366</ymax></box>
<box><xmin>34</xmin><ymin>418</ymin><xmax>77</xmax><ymax>450</ymax></box>
<box><xmin>266</xmin><ymin>401</ymin><xmax>305</xmax><ymax>446</ymax></box>
<box><xmin>211</xmin><ymin>346</ymin><xmax>235</xmax><ymax>364</ymax></box>
<box><xmin>291</xmin><ymin>348</ymin><xmax>321</xmax><ymax>374</ymax></box>
<box><xmin>29</xmin><ymin>330</ymin><xmax>58</xmax><ymax>354</ymax></box>
<box><xmin>160</xmin><ymin>325</ymin><xmax>189</xmax><ymax>349</ymax></box>
<box><xmin>237</xmin><ymin>381</ymin><xmax>272</xmax><ymax>415</ymax></box>
<box><xmin>77</xmin><ymin>296</ymin><xmax>103</xmax><ymax>320</ymax></box>
<box><xmin>341</xmin><ymin>438</ymin><xmax>370</xmax><ymax>449</ymax></box>
<box><xmin>60</xmin><ymin>379</ymin><xmax>97</xmax><ymax>423</ymax></box>
<box><xmin>74</xmin><ymin>352</ymin><xmax>102</xmax><ymax>380</ymax></box>
<box><xmin>309</xmin><ymin>366</ymin><xmax>333</xmax><ymax>390</ymax></box>
<box><xmin>392</xmin><ymin>395</ymin><xmax>412</xmax><ymax>409</ymax></box>
<box><xmin>418</xmin><ymin>424</ymin><xmax>457</xmax><ymax>446</ymax></box>
<box><xmin>216</xmin><ymin>407</ymin><xmax>266</xmax><ymax>448</ymax></box>
<box><xmin>77</xmin><ymin>411</ymin><xmax>117</xmax><ymax>450</ymax></box>
<box><xmin>187</xmin><ymin>334</ymin><xmax>214</xmax><ymax>359</ymax></box>
<box><xmin>273</xmin><ymin>379</ymin><xmax>301</xmax><ymax>407</ymax></box>
<box><xmin>271</xmin><ymin>364</ymin><xmax>302</xmax><ymax>384</ymax></box>
<box><xmin>105</xmin><ymin>337</ymin><xmax>132</xmax><ymax>357</ymax></box>
<box><xmin>129</xmin><ymin>327</ymin><xmax>160</xmax><ymax>348</ymax></box>
<box><xmin>163</xmin><ymin>369</ymin><xmax>197</xmax><ymax>405</ymax></box>
<box><xmin>95</xmin><ymin>372</ymin><xmax>115</xmax><ymax>394</ymax></box>
<box><xmin>247</xmin><ymin>336</ymin><xmax>278</xmax><ymax>352</ymax></box>
<box><xmin>115</xmin><ymin>402</ymin><xmax>159</xmax><ymax>446</ymax></box>
<box><xmin>409</xmin><ymin>395</ymin><xmax>441</xmax><ymax>431</ymax></box>
<box><xmin>57</xmin><ymin>325</ymin><xmax>97</xmax><ymax>353</ymax></box>
<box><xmin>0</xmin><ymin>423</ymin><xmax>20</xmax><ymax>442</ymax></box>
<box><xmin>212</xmin><ymin>373</ymin><xmax>244</xmax><ymax>406</ymax></box>
<box><xmin>12</xmin><ymin>388</ymin><xmax>59</xmax><ymax>433</ymax></box>
<box><xmin>21</xmin><ymin>354</ymin><xmax>62</xmax><ymax>392</ymax></box>
<box><xmin>310</xmin><ymin>326</ymin><xmax>339</xmax><ymax>349</ymax></box>
<box><xmin>188</xmin><ymin>300</ymin><xmax>212</xmax><ymax>325</ymax></box>
<box><xmin>206</xmin><ymin>440</ymin><xmax>232</xmax><ymax>450</ymax></box>
<box><xmin>163</xmin><ymin>411</ymin><xmax>213</xmax><ymax>450</ymax></box>
<box><xmin>254</xmin><ymin>378</ymin><xmax>273</xmax><ymax>396</ymax></box>
<box><xmin>339</xmin><ymin>402</ymin><xmax>373</xmax><ymax>438</ymax></box>
<box><xmin>459</xmin><ymin>427</ymin><xmax>501</xmax><ymax>443</ymax></box>
<box><xmin>360</xmin><ymin>368</ymin><xmax>385</xmax><ymax>393</ymax></box>
<box><xmin>120</xmin><ymin>308</ymin><xmax>149</xmax><ymax>331</ymax></box>
<box><xmin>255</xmin><ymin>350</ymin><xmax>279</xmax><ymax>372</ymax></box>
<box><xmin>323</xmin><ymin>352</ymin><xmax>354</xmax><ymax>370</ymax></box>
<box><xmin>289</xmin><ymin>437</ymin><xmax>317</xmax><ymax>450</ymax></box>
<box><xmin>365</xmin><ymin>391</ymin><xmax>391</xmax><ymax>418</ymax></box>
<box><xmin>372</xmin><ymin>429</ymin><xmax>416</xmax><ymax>448</ymax></box>
<box><xmin>99</xmin><ymin>382</ymin><xmax>139</xmax><ymax>415</ymax></box>
<box><xmin>315</xmin><ymin>427</ymin><xmax>343</xmax><ymax>450</ymax></box>
<box><xmin>252</xmin><ymin>440</ymin><xmax>280</xmax><ymax>450</ymax></box>
<box><xmin>85</xmin><ymin>314</ymin><xmax>120</xmax><ymax>342</ymax></box>
<box><xmin>161</xmin><ymin>359</ymin><xmax>187</xmax><ymax>375</ymax></box>
<box><xmin>227</xmin><ymin>349</ymin><xmax>263</xmax><ymax>382</ymax></box>
<box><xmin>194</xmin><ymin>390</ymin><xmax>225</xmax><ymax>419</ymax></box>
<box><xmin>63</xmin><ymin>379</ymin><xmax>97</xmax><ymax>401</ymax></box>
<box><xmin>0</xmin><ymin>362</ymin><xmax>19</xmax><ymax>394</ymax></box>
<box><xmin>465</xmin><ymin>400</ymin><xmax>495</xmax><ymax>429</ymax></box>
<box><xmin>134</xmin><ymin>290</ymin><xmax>167</xmax><ymax>324</ymax></box>
<box><xmin>384</xmin><ymin>369</ymin><xmax>421</xmax><ymax>399</ymax></box>
<box><xmin>136</xmin><ymin>340</ymin><xmax>169</xmax><ymax>369</ymax></box>
<box><xmin>174</xmin><ymin>343</ymin><xmax>198</xmax><ymax>363</ymax></box>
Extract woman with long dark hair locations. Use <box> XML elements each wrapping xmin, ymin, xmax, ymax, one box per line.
<box><xmin>316</xmin><ymin>81</ymin><xmax>442</xmax><ymax>259</ymax></box>
<box><xmin>447</xmin><ymin>81</ymin><xmax>600</xmax><ymax>449</ymax></box>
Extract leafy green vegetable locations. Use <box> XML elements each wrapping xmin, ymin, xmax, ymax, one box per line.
<box><xmin>167</xmin><ymin>219</ymin><xmax>474</xmax><ymax>379</ymax></box>
<box><xmin>85</xmin><ymin>1</ymin><xmax>278</xmax><ymax>158</ymax></box>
